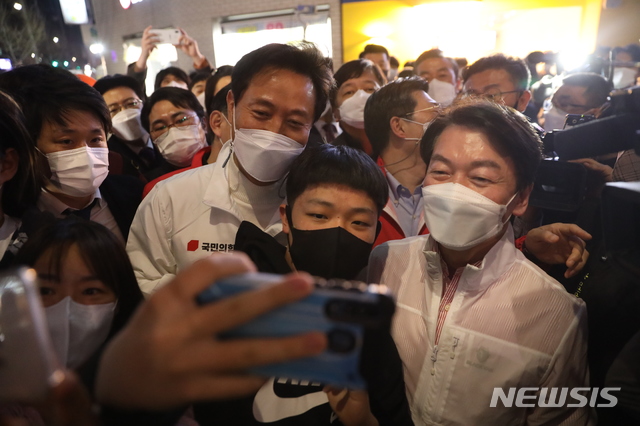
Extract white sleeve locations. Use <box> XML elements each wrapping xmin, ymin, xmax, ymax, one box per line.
<box><xmin>527</xmin><ymin>304</ymin><xmax>595</xmax><ymax>425</ymax></box>
<box><xmin>126</xmin><ymin>186</ymin><xmax>176</xmax><ymax>296</ymax></box>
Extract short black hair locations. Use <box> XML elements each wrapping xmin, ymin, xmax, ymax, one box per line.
<box><xmin>331</xmin><ymin>59</ymin><xmax>386</xmax><ymax>107</ymax></box>
<box><xmin>286</xmin><ymin>144</ymin><xmax>388</xmax><ymax>216</ymax></box>
<box><xmin>141</xmin><ymin>87</ymin><xmax>205</xmax><ymax>133</ymax></box>
<box><xmin>210</xmin><ymin>85</ymin><xmax>230</xmax><ymax>116</ymax></box>
<box><xmin>359</xmin><ymin>44</ymin><xmax>390</xmax><ymax>59</ymax></box>
<box><xmin>463</xmin><ymin>54</ymin><xmax>531</xmax><ymax>91</ymax></box>
<box><xmin>154</xmin><ymin>66</ymin><xmax>190</xmax><ymax>91</ymax></box>
<box><xmin>205</xmin><ymin>65</ymin><xmax>234</xmax><ymax>116</ymax></box>
<box><xmin>0</xmin><ymin>91</ymin><xmax>41</xmax><ymax>217</ymax></box>
<box><xmin>561</xmin><ymin>72</ymin><xmax>611</xmax><ymax>108</ymax></box>
<box><xmin>414</xmin><ymin>49</ymin><xmax>459</xmax><ymax>79</ymax></box>
<box><xmin>364</xmin><ymin>77</ymin><xmax>430</xmax><ymax>158</ymax></box>
<box><xmin>0</xmin><ymin>64</ymin><xmax>112</xmax><ymax>143</ymax></box>
<box><xmin>15</xmin><ymin>217</ymin><xmax>144</xmax><ymax>338</ymax></box>
<box><xmin>188</xmin><ymin>71</ymin><xmax>211</xmax><ymax>92</ymax></box>
<box><xmin>389</xmin><ymin>56</ymin><xmax>400</xmax><ymax>69</ymax></box>
<box><xmin>231</xmin><ymin>43</ymin><xmax>333</xmax><ymax>122</ymax></box>
<box><xmin>420</xmin><ymin>98</ymin><xmax>542</xmax><ymax>191</ymax></box>
<box><xmin>94</xmin><ymin>74</ymin><xmax>145</xmax><ymax>100</ymax></box>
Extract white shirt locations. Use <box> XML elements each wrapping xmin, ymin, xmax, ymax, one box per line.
<box><xmin>126</xmin><ymin>143</ymin><xmax>285</xmax><ymax>296</ymax></box>
<box><xmin>36</xmin><ymin>189</ymin><xmax>124</xmax><ymax>244</ymax></box>
<box><xmin>0</xmin><ymin>214</ymin><xmax>20</xmax><ymax>260</ymax></box>
<box><xmin>367</xmin><ymin>226</ymin><xmax>592</xmax><ymax>426</ymax></box>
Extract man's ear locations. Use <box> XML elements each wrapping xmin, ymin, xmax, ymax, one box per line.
<box><xmin>389</xmin><ymin>116</ymin><xmax>407</xmax><ymax>139</ymax></box>
<box><xmin>279</xmin><ymin>204</ymin><xmax>290</xmax><ymax>234</ymax></box>
<box><xmin>209</xmin><ymin>111</ymin><xmax>223</xmax><ymax>140</ymax></box>
<box><xmin>516</xmin><ymin>90</ymin><xmax>532</xmax><ymax>113</ymax></box>
<box><xmin>512</xmin><ymin>184</ymin><xmax>533</xmax><ymax>217</ymax></box>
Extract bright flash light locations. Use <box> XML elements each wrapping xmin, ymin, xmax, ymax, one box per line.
<box><xmin>13</xmin><ymin>3</ymin><xmax>22</xmax><ymax>11</ymax></box>
<box><xmin>63</xmin><ymin>61</ymin><xmax>69</xmax><ymax>67</ymax></box>
<box><xmin>84</xmin><ymin>64</ymin><xmax>92</xmax><ymax>76</ymax></box>
<box><xmin>89</xmin><ymin>43</ymin><xmax>104</xmax><ymax>54</ymax></box>
<box><xmin>558</xmin><ymin>49</ymin><xmax>589</xmax><ymax>72</ymax></box>
<box><xmin>72</xmin><ymin>57</ymin><xmax>76</xmax><ymax>62</ymax></box>
<box><xmin>30</xmin><ymin>53</ymin><xmax>35</xmax><ymax>58</ymax></box>
<box><xmin>53</xmin><ymin>37</ymin><xmax>59</xmax><ymax>43</ymax></box>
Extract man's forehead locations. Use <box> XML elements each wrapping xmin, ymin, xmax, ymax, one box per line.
<box><xmin>465</xmin><ymin>68</ymin><xmax>514</xmax><ymax>90</ymax></box>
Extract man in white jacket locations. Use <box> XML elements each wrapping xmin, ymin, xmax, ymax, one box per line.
<box><xmin>368</xmin><ymin>99</ymin><xmax>593</xmax><ymax>425</ymax></box>
<box><xmin>127</xmin><ymin>43</ymin><xmax>333</xmax><ymax>295</ymax></box>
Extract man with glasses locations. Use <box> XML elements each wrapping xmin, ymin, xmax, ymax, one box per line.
<box><xmin>94</xmin><ymin>75</ymin><xmax>168</xmax><ymax>181</ymax></box>
<box><xmin>364</xmin><ymin>77</ymin><xmax>440</xmax><ymax>246</ymax></box>
<box><xmin>461</xmin><ymin>54</ymin><xmax>532</xmax><ymax>114</ymax></box>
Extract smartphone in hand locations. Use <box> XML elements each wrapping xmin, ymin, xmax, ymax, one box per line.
<box><xmin>149</xmin><ymin>28</ymin><xmax>181</xmax><ymax>45</ymax></box>
<box><xmin>196</xmin><ymin>273</ymin><xmax>395</xmax><ymax>389</ymax></box>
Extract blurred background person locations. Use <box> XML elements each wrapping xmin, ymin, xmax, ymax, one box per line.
<box><xmin>413</xmin><ymin>48</ymin><xmax>460</xmax><ymax>106</ymax></box>
<box><xmin>359</xmin><ymin>44</ymin><xmax>391</xmax><ymax>81</ymax></box>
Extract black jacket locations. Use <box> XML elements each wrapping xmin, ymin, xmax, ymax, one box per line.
<box><xmin>100</xmin><ymin>174</ymin><xmax>144</xmax><ymax>240</ymax></box>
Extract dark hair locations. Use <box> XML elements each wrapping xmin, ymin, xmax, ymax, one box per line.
<box><xmin>154</xmin><ymin>66</ymin><xmax>190</xmax><ymax>91</ymax></box>
<box><xmin>398</xmin><ymin>69</ymin><xmax>415</xmax><ymax>79</ymax></box>
<box><xmin>463</xmin><ymin>54</ymin><xmax>531</xmax><ymax>91</ymax></box>
<box><xmin>14</xmin><ymin>217</ymin><xmax>144</xmax><ymax>337</ymax></box>
<box><xmin>141</xmin><ymin>87</ymin><xmax>206</xmax><ymax>133</ymax></box>
<box><xmin>414</xmin><ymin>49</ymin><xmax>459</xmax><ymax>79</ymax></box>
<box><xmin>188</xmin><ymin>71</ymin><xmax>211</xmax><ymax>92</ymax></box>
<box><xmin>359</xmin><ymin>44</ymin><xmax>390</xmax><ymax>59</ymax></box>
<box><xmin>205</xmin><ymin>85</ymin><xmax>231</xmax><ymax>140</ymax></box>
<box><xmin>94</xmin><ymin>74</ymin><xmax>145</xmax><ymax>100</ymax></box>
<box><xmin>0</xmin><ymin>65</ymin><xmax>112</xmax><ymax>142</ymax></box>
<box><xmin>389</xmin><ymin>56</ymin><xmax>400</xmax><ymax>69</ymax></box>
<box><xmin>0</xmin><ymin>91</ymin><xmax>41</xmax><ymax>217</ymax></box>
<box><xmin>205</xmin><ymin>65</ymin><xmax>234</xmax><ymax>117</ymax></box>
<box><xmin>331</xmin><ymin>59</ymin><xmax>386</xmax><ymax>107</ymax></box>
<box><xmin>286</xmin><ymin>144</ymin><xmax>388</xmax><ymax>216</ymax></box>
<box><xmin>364</xmin><ymin>77</ymin><xmax>430</xmax><ymax>158</ymax></box>
<box><xmin>561</xmin><ymin>72</ymin><xmax>611</xmax><ymax>108</ymax></box>
<box><xmin>614</xmin><ymin>43</ymin><xmax>640</xmax><ymax>62</ymax></box>
<box><xmin>231</xmin><ymin>43</ymin><xmax>333</xmax><ymax>122</ymax></box>
<box><xmin>420</xmin><ymin>98</ymin><xmax>542</xmax><ymax>191</ymax></box>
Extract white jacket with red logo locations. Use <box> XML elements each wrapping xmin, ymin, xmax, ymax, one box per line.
<box><xmin>126</xmin><ymin>144</ymin><xmax>284</xmax><ymax>296</ymax></box>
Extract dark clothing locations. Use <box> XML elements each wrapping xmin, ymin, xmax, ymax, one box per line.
<box><xmin>192</xmin><ymin>222</ymin><xmax>414</xmax><ymax>426</ymax></box>
<box><xmin>332</xmin><ymin>129</ymin><xmax>365</xmax><ymax>152</ymax></box>
<box><xmin>0</xmin><ymin>209</ymin><xmax>55</xmax><ymax>269</ymax></box>
<box><xmin>100</xmin><ymin>174</ymin><xmax>145</xmax><ymax>240</ymax></box>
<box><xmin>107</xmin><ymin>135</ymin><xmax>176</xmax><ymax>182</ymax></box>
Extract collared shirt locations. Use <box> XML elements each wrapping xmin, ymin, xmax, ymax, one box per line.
<box><xmin>37</xmin><ymin>189</ymin><xmax>124</xmax><ymax>244</ymax></box>
<box><xmin>367</xmin><ymin>227</ymin><xmax>592</xmax><ymax>426</ymax></box>
<box><xmin>385</xmin><ymin>170</ymin><xmax>423</xmax><ymax>238</ymax></box>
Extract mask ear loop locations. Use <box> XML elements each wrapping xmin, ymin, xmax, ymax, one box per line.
<box><xmin>222</xmin><ymin>106</ymin><xmax>236</xmax><ymax>168</ymax></box>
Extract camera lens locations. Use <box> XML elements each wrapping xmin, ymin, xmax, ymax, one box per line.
<box><xmin>327</xmin><ymin>328</ymin><xmax>356</xmax><ymax>353</ymax></box>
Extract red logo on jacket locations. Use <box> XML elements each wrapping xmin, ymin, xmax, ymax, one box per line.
<box><xmin>187</xmin><ymin>240</ymin><xmax>199</xmax><ymax>251</ymax></box>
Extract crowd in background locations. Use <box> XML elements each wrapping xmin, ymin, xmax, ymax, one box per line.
<box><xmin>0</xmin><ymin>24</ymin><xmax>639</xmax><ymax>426</ymax></box>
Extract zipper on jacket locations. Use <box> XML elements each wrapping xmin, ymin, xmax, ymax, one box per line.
<box><xmin>450</xmin><ymin>337</ymin><xmax>459</xmax><ymax>359</ymax></box>
<box><xmin>430</xmin><ymin>345</ymin><xmax>439</xmax><ymax>375</ymax></box>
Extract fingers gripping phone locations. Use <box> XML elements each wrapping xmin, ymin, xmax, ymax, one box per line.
<box><xmin>0</xmin><ymin>268</ymin><xmax>61</xmax><ymax>402</ymax></box>
<box><xmin>196</xmin><ymin>273</ymin><xmax>395</xmax><ymax>389</ymax></box>
<box><xmin>149</xmin><ymin>28</ymin><xmax>181</xmax><ymax>45</ymax></box>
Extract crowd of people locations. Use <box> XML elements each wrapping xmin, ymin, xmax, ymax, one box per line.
<box><xmin>0</xmin><ymin>25</ymin><xmax>639</xmax><ymax>426</ymax></box>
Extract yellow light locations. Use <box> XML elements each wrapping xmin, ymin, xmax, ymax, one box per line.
<box><xmin>363</xmin><ymin>22</ymin><xmax>393</xmax><ymax>39</ymax></box>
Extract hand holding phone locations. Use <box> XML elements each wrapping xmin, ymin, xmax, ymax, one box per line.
<box><xmin>196</xmin><ymin>273</ymin><xmax>396</xmax><ymax>389</ymax></box>
<box><xmin>148</xmin><ymin>28</ymin><xmax>181</xmax><ymax>45</ymax></box>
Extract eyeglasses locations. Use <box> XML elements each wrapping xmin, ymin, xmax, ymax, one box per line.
<box><xmin>150</xmin><ymin>113</ymin><xmax>199</xmax><ymax>137</ymax></box>
<box><xmin>404</xmin><ymin>103</ymin><xmax>441</xmax><ymax>118</ymax></box>
<box><xmin>462</xmin><ymin>89</ymin><xmax>522</xmax><ymax>102</ymax></box>
<box><xmin>108</xmin><ymin>99</ymin><xmax>143</xmax><ymax>117</ymax></box>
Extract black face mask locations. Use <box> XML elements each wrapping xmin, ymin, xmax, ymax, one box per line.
<box><xmin>286</xmin><ymin>207</ymin><xmax>374</xmax><ymax>280</ymax></box>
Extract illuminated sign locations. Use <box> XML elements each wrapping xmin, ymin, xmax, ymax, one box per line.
<box><xmin>58</xmin><ymin>0</ymin><xmax>89</xmax><ymax>25</ymax></box>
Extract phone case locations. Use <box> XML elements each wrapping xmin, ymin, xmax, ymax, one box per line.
<box><xmin>0</xmin><ymin>268</ymin><xmax>61</xmax><ymax>402</ymax></box>
<box><xmin>196</xmin><ymin>273</ymin><xmax>395</xmax><ymax>389</ymax></box>
<box><xmin>150</xmin><ymin>28</ymin><xmax>181</xmax><ymax>45</ymax></box>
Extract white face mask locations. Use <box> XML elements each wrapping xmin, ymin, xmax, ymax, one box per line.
<box><xmin>111</xmin><ymin>108</ymin><xmax>148</xmax><ymax>143</ymax></box>
<box><xmin>164</xmin><ymin>80</ymin><xmax>188</xmax><ymax>90</ymax></box>
<box><xmin>338</xmin><ymin>89</ymin><xmax>371</xmax><ymax>129</ymax></box>
<box><xmin>542</xmin><ymin>104</ymin><xmax>568</xmax><ymax>132</ymax></box>
<box><xmin>45</xmin><ymin>297</ymin><xmax>115</xmax><ymax>369</ymax></box>
<box><xmin>428</xmin><ymin>78</ymin><xmax>457</xmax><ymax>107</ymax></box>
<box><xmin>613</xmin><ymin>67</ymin><xmax>637</xmax><ymax>89</ymax></box>
<box><xmin>153</xmin><ymin>124</ymin><xmax>207</xmax><ymax>167</ymax></box>
<box><xmin>46</xmin><ymin>146</ymin><xmax>109</xmax><ymax>198</ymax></box>
<box><xmin>196</xmin><ymin>91</ymin><xmax>207</xmax><ymax>109</ymax></box>
<box><xmin>422</xmin><ymin>182</ymin><xmax>518</xmax><ymax>251</ymax></box>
